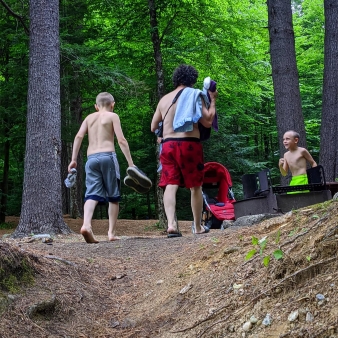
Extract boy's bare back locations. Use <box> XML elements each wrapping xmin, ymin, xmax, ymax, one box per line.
<box><xmin>86</xmin><ymin>111</ymin><xmax>116</xmax><ymax>156</ymax></box>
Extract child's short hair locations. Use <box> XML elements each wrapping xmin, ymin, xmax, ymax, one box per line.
<box><xmin>286</xmin><ymin>130</ymin><xmax>300</xmax><ymax>140</ymax></box>
<box><xmin>172</xmin><ymin>64</ymin><xmax>198</xmax><ymax>88</ymax></box>
<box><xmin>96</xmin><ymin>92</ymin><xmax>115</xmax><ymax>108</ymax></box>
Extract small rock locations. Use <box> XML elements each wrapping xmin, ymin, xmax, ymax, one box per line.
<box><xmin>7</xmin><ymin>294</ymin><xmax>16</xmax><ymax>302</ymax></box>
<box><xmin>110</xmin><ymin>320</ymin><xmax>120</xmax><ymax>328</ymax></box>
<box><xmin>179</xmin><ymin>284</ymin><xmax>192</xmax><ymax>294</ymax></box>
<box><xmin>317</xmin><ymin>300</ymin><xmax>325</xmax><ymax>306</ymax></box>
<box><xmin>316</xmin><ymin>293</ymin><xmax>325</xmax><ymax>301</ymax></box>
<box><xmin>262</xmin><ymin>313</ymin><xmax>272</xmax><ymax>326</ymax></box>
<box><xmin>250</xmin><ymin>315</ymin><xmax>258</xmax><ymax>324</ymax></box>
<box><xmin>233</xmin><ymin>283</ymin><xmax>243</xmax><ymax>289</ymax></box>
<box><xmin>223</xmin><ymin>247</ymin><xmax>240</xmax><ymax>255</ymax></box>
<box><xmin>208</xmin><ymin>308</ymin><xmax>216</xmax><ymax>314</ymax></box>
<box><xmin>243</xmin><ymin>321</ymin><xmax>252</xmax><ymax>331</ymax></box>
<box><xmin>288</xmin><ymin>310</ymin><xmax>299</xmax><ymax>322</ymax></box>
<box><xmin>156</xmin><ymin>280</ymin><xmax>163</xmax><ymax>285</ymax></box>
<box><xmin>306</xmin><ymin>312</ymin><xmax>314</xmax><ymax>322</ymax></box>
<box><xmin>227</xmin><ymin>324</ymin><xmax>235</xmax><ymax>332</ymax></box>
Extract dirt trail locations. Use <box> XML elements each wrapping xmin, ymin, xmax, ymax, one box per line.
<box><xmin>1</xmin><ymin>203</ymin><xmax>338</xmax><ymax>338</ymax></box>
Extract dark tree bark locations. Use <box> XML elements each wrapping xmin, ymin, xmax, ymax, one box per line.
<box><xmin>13</xmin><ymin>0</ymin><xmax>71</xmax><ymax>237</ymax></box>
<box><xmin>0</xmin><ymin>50</ymin><xmax>10</xmax><ymax>223</ymax></box>
<box><xmin>0</xmin><ymin>127</ymin><xmax>9</xmax><ymax>223</ymax></box>
<box><xmin>267</xmin><ymin>0</ymin><xmax>306</xmax><ymax>184</ymax></box>
<box><xmin>319</xmin><ymin>0</ymin><xmax>338</xmax><ymax>181</ymax></box>
<box><xmin>148</xmin><ymin>0</ymin><xmax>166</xmax><ymax>228</ymax></box>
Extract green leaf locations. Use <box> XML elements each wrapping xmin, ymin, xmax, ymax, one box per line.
<box><xmin>259</xmin><ymin>239</ymin><xmax>267</xmax><ymax>251</ymax></box>
<box><xmin>245</xmin><ymin>249</ymin><xmax>257</xmax><ymax>261</ymax></box>
<box><xmin>252</xmin><ymin>236</ymin><xmax>259</xmax><ymax>246</ymax></box>
<box><xmin>273</xmin><ymin>249</ymin><xmax>284</xmax><ymax>260</ymax></box>
<box><xmin>275</xmin><ymin>229</ymin><xmax>281</xmax><ymax>244</ymax></box>
<box><xmin>263</xmin><ymin>256</ymin><xmax>270</xmax><ymax>267</ymax></box>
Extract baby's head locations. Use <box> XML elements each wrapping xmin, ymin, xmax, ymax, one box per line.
<box><xmin>95</xmin><ymin>92</ymin><xmax>115</xmax><ymax>110</ymax></box>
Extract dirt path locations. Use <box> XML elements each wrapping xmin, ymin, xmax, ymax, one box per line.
<box><xmin>1</xmin><ymin>204</ymin><xmax>338</xmax><ymax>337</ymax></box>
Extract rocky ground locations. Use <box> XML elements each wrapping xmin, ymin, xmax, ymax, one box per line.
<box><xmin>1</xmin><ymin>201</ymin><xmax>338</xmax><ymax>338</ymax></box>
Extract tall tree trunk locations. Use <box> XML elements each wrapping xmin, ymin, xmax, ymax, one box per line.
<box><xmin>69</xmin><ymin>95</ymin><xmax>83</xmax><ymax>218</ymax></box>
<box><xmin>0</xmin><ymin>130</ymin><xmax>9</xmax><ymax>223</ymax></box>
<box><xmin>267</xmin><ymin>0</ymin><xmax>306</xmax><ymax>185</ymax></box>
<box><xmin>0</xmin><ymin>51</ymin><xmax>10</xmax><ymax>223</ymax></box>
<box><xmin>148</xmin><ymin>0</ymin><xmax>166</xmax><ymax>228</ymax></box>
<box><xmin>13</xmin><ymin>0</ymin><xmax>71</xmax><ymax>237</ymax></box>
<box><xmin>319</xmin><ymin>0</ymin><xmax>338</xmax><ymax>181</ymax></box>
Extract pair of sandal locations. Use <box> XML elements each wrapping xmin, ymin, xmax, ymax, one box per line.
<box><xmin>123</xmin><ymin>166</ymin><xmax>152</xmax><ymax>194</ymax></box>
<box><xmin>191</xmin><ymin>222</ymin><xmax>210</xmax><ymax>235</ymax></box>
<box><xmin>167</xmin><ymin>222</ymin><xmax>210</xmax><ymax>238</ymax></box>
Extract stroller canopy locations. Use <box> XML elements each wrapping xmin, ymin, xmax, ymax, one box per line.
<box><xmin>203</xmin><ymin>162</ymin><xmax>234</xmax><ymax>203</ymax></box>
<box><xmin>202</xmin><ymin>162</ymin><xmax>235</xmax><ymax>224</ymax></box>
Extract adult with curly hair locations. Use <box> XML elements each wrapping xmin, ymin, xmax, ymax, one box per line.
<box><xmin>151</xmin><ymin>64</ymin><xmax>218</xmax><ymax>237</ymax></box>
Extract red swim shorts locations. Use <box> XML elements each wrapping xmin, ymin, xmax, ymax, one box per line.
<box><xmin>159</xmin><ymin>138</ymin><xmax>204</xmax><ymax>189</ymax></box>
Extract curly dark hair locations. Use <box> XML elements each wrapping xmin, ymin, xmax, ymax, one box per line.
<box><xmin>172</xmin><ymin>64</ymin><xmax>198</xmax><ymax>88</ymax></box>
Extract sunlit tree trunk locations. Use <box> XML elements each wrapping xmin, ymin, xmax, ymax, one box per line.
<box><xmin>13</xmin><ymin>0</ymin><xmax>71</xmax><ymax>237</ymax></box>
<box><xmin>267</xmin><ymin>0</ymin><xmax>306</xmax><ymax>184</ymax></box>
<box><xmin>319</xmin><ymin>0</ymin><xmax>338</xmax><ymax>181</ymax></box>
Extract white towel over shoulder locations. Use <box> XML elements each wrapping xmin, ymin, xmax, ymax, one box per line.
<box><xmin>173</xmin><ymin>88</ymin><xmax>209</xmax><ymax>133</ymax></box>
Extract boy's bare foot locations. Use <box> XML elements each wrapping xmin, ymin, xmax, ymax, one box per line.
<box><xmin>167</xmin><ymin>226</ymin><xmax>182</xmax><ymax>238</ymax></box>
<box><xmin>80</xmin><ymin>226</ymin><xmax>99</xmax><ymax>243</ymax></box>
<box><xmin>108</xmin><ymin>234</ymin><xmax>120</xmax><ymax>241</ymax></box>
<box><xmin>167</xmin><ymin>226</ymin><xmax>178</xmax><ymax>234</ymax></box>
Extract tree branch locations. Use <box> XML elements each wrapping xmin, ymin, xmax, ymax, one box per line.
<box><xmin>0</xmin><ymin>0</ymin><xmax>29</xmax><ymax>35</ymax></box>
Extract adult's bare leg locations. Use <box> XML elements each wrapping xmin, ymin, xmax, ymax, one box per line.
<box><xmin>81</xmin><ymin>199</ymin><xmax>99</xmax><ymax>243</ymax></box>
<box><xmin>108</xmin><ymin>202</ymin><xmax>120</xmax><ymax>241</ymax></box>
<box><xmin>163</xmin><ymin>184</ymin><xmax>179</xmax><ymax>233</ymax></box>
<box><xmin>190</xmin><ymin>186</ymin><xmax>205</xmax><ymax>233</ymax></box>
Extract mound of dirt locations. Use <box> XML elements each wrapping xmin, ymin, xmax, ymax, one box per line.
<box><xmin>1</xmin><ymin>201</ymin><xmax>338</xmax><ymax>337</ymax></box>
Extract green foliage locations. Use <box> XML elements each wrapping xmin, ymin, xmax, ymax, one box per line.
<box><xmin>0</xmin><ymin>222</ymin><xmax>15</xmax><ymax>230</ymax></box>
<box><xmin>0</xmin><ymin>258</ymin><xmax>35</xmax><ymax>293</ymax></box>
<box><xmin>1</xmin><ymin>0</ymin><xmax>327</xmax><ymax>220</ymax></box>
<box><xmin>245</xmin><ymin>235</ymin><xmax>284</xmax><ymax>267</ymax></box>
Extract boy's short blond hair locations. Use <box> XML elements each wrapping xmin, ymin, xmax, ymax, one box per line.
<box><xmin>96</xmin><ymin>92</ymin><xmax>115</xmax><ymax>108</ymax></box>
<box><xmin>285</xmin><ymin>130</ymin><xmax>300</xmax><ymax>140</ymax></box>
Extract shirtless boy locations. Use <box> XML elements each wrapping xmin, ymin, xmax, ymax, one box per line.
<box><xmin>279</xmin><ymin>130</ymin><xmax>317</xmax><ymax>186</ymax></box>
<box><xmin>68</xmin><ymin>92</ymin><xmax>149</xmax><ymax>243</ymax></box>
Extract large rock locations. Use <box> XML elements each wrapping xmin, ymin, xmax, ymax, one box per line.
<box><xmin>233</xmin><ymin>213</ymin><xmax>281</xmax><ymax>227</ymax></box>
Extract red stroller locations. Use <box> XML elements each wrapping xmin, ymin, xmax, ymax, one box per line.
<box><xmin>202</xmin><ymin>162</ymin><xmax>236</xmax><ymax>229</ymax></box>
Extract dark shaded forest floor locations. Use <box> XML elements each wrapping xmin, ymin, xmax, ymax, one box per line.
<box><xmin>1</xmin><ymin>201</ymin><xmax>338</xmax><ymax>338</ymax></box>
